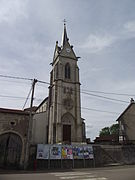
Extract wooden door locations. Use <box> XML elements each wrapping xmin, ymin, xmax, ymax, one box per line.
<box><xmin>63</xmin><ymin>125</ymin><xmax>71</xmax><ymax>143</ymax></box>
<box><xmin>0</xmin><ymin>133</ymin><xmax>22</xmax><ymax>168</ymax></box>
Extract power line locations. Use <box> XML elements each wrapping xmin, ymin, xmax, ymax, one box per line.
<box><xmin>0</xmin><ymin>93</ymin><xmax>120</xmax><ymax>115</ymax></box>
<box><xmin>0</xmin><ymin>74</ymin><xmax>131</xmax><ymax>104</ymax></box>
<box><xmin>81</xmin><ymin>91</ymin><xmax>129</xmax><ymax>104</ymax></box>
<box><xmin>82</xmin><ymin>89</ymin><xmax>135</xmax><ymax>97</ymax></box>
<box><xmin>0</xmin><ymin>79</ymin><xmax>31</xmax><ymax>86</ymax></box>
<box><xmin>37</xmin><ymin>81</ymin><xmax>135</xmax><ymax>97</ymax></box>
<box><xmin>39</xmin><ymin>80</ymin><xmax>129</xmax><ymax>104</ymax></box>
<box><xmin>37</xmin><ymin>80</ymin><xmax>50</xmax><ymax>85</ymax></box>
<box><xmin>0</xmin><ymin>74</ymin><xmax>32</xmax><ymax>81</ymax></box>
<box><xmin>52</xmin><ymin>101</ymin><xmax>120</xmax><ymax>115</ymax></box>
<box><xmin>81</xmin><ymin>107</ymin><xmax>119</xmax><ymax>115</ymax></box>
<box><xmin>0</xmin><ymin>95</ymin><xmax>28</xmax><ymax>99</ymax></box>
<box><xmin>0</xmin><ymin>94</ymin><xmax>42</xmax><ymax>101</ymax></box>
<box><xmin>0</xmin><ymin>73</ymin><xmax>133</xmax><ymax>97</ymax></box>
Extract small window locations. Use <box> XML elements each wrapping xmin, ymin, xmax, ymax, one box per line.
<box><xmin>65</xmin><ymin>63</ymin><xmax>70</xmax><ymax>79</ymax></box>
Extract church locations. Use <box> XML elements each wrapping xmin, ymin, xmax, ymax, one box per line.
<box><xmin>0</xmin><ymin>24</ymin><xmax>86</xmax><ymax>168</ymax></box>
<box><xmin>33</xmin><ymin>23</ymin><xmax>86</xmax><ymax>145</ymax></box>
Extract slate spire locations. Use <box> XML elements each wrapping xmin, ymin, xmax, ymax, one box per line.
<box><xmin>61</xmin><ymin>21</ymin><xmax>69</xmax><ymax>47</ymax></box>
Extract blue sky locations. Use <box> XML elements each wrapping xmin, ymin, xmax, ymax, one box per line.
<box><xmin>0</xmin><ymin>0</ymin><xmax>135</xmax><ymax>140</ymax></box>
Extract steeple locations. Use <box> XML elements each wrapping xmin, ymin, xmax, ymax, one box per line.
<box><xmin>48</xmin><ymin>23</ymin><xmax>84</xmax><ymax>144</ymax></box>
<box><xmin>61</xmin><ymin>21</ymin><xmax>69</xmax><ymax>47</ymax></box>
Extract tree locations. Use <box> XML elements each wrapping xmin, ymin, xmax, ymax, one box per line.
<box><xmin>110</xmin><ymin>124</ymin><xmax>119</xmax><ymax>135</ymax></box>
<box><xmin>99</xmin><ymin>127</ymin><xmax>110</xmax><ymax>136</ymax></box>
<box><xmin>99</xmin><ymin>123</ymin><xmax>119</xmax><ymax>137</ymax></box>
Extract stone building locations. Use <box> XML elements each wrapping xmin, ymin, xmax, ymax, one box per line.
<box><xmin>117</xmin><ymin>98</ymin><xmax>135</xmax><ymax>144</ymax></box>
<box><xmin>32</xmin><ymin>24</ymin><xmax>86</xmax><ymax>145</ymax></box>
<box><xmin>48</xmin><ymin>23</ymin><xmax>84</xmax><ymax>144</ymax></box>
<box><xmin>0</xmin><ymin>108</ymin><xmax>30</xmax><ymax>168</ymax></box>
<box><xmin>0</xmin><ymin>24</ymin><xmax>86</xmax><ymax>168</ymax></box>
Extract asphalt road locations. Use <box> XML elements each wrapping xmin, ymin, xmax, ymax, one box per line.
<box><xmin>0</xmin><ymin>165</ymin><xmax>135</xmax><ymax>180</ymax></box>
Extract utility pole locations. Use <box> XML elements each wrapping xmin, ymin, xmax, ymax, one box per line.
<box><xmin>24</xmin><ymin>78</ymin><xmax>37</xmax><ymax>169</ymax></box>
<box><xmin>29</xmin><ymin>78</ymin><xmax>37</xmax><ymax>140</ymax></box>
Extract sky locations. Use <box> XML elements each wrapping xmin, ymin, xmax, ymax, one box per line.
<box><xmin>0</xmin><ymin>0</ymin><xmax>135</xmax><ymax>140</ymax></box>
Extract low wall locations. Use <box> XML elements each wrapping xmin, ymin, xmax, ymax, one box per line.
<box><xmin>94</xmin><ymin>145</ymin><xmax>135</xmax><ymax>167</ymax></box>
<box><xmin>28</xmin><ymin>145</ymin><xmax>135</xmax><ymax>170</ymax></box>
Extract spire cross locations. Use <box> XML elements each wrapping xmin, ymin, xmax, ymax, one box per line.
<box><xmin>63</xmin><ymin>19</ymin><xmax>66</xmax><ymax>25</ymax></box>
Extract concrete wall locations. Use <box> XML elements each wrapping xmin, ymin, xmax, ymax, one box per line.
<box><xmin>32</xmin><ymin>111</ymin><xmax>48</xmax><ymax>144</ymax></box>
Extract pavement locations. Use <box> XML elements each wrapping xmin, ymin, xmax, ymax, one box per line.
<box><xmin>0</xmin><ymin>165</ymin><xmax>135</xmax><ymax>180</ymax></box>
<box><xmin>0</xmin><ymin>163</ymin><xmax>123</xmax><ymax>174</ymax></box>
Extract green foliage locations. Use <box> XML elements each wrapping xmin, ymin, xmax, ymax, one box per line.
<box><xmin>99</xmin><ymin>127</ymin><xmax>110</xmax><ymax>136</ymax></box>
<box><xmin>110</xmin><ymin>124</ymin><xmax>119</xmax><ymax>135</ymax></box>
<box><xmin>99</xmin><ymin>123</ymin><xmax>119</xmax><ymax>136</ymax></box>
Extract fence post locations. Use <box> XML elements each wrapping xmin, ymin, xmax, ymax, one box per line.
<box><xmin>61</xmin><ymin>146</ymin><xmax>63</xmax><ymax>169</ymax></box>
<box><xmin>72</xmin><ymin>145</ymin><xmax>74</xmax><ymax>169</ymax></box>
<box><xmin>83</xmin><ymin>146</ymin><xmax>85</xmax><ymax>168</ymax></box>
<box><xmin>48</xmin><ymin>145</ymin><xmax>50</xmax><ymax>169</ymax></box>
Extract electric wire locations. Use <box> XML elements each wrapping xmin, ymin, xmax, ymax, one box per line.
<box><xmin>0</xmin><ymin>74</ymin><xmax>132</xmax><ymax>112</ymax></box>
<box><xmin>37</xmin><ymin>80</ymin><xmax>129</xmax><ymax>104</ymax></box>
<box><xmin>0</xmin><ymin>94</ymin><xmax>42</xmax><ymax>101</ymax></box>
<box><xmin>0</xmin><ymin>94</ymin><xmax>30</xmax><ymax>100</ymax></box>
<box><xmin>0</xmin><ymin>74</ymin><xmax>33</xmax><ymax>81</ymax></box>
<box><xmin>81</xmin><ymin>91</ymin><xmax>129</xmax><ymax>104</ymax></box>
<box><xmin>0</xmin><ymin>79</ymin><xmax>31</xmax><ymax>85</ymax></box>
<box><xmin>82</xmin><ymin>89</ymin><xmax>135</xmax><ymax>97</ymax></box>
<box><xmin>52</xmin><ymin>101</ymin><xmax>120</xmax><ymax>115</ymax></box>
<box><xmin>0</xmin><ymin>74</ymin><xmax>133</xmax><ymax>100</ymax></box>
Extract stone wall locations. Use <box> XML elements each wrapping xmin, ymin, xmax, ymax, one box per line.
<box><xmin>0</xmin><ymin>111</ymin><xmax>29</xmax><ymax>167</ymax></box>
<box><xmin>94</xmin><ymin>145</ymin><xmax>135</xmax><ymax>167</ymax></box>
<box><xmin>28</xmin><ymin>144</ymin><xmax>135</xmax><ymax>170</ymax></box>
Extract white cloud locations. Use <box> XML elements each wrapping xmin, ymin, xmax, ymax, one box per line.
<box><xmin>80</xmin><ymin>34</ymin><xmax>115</xmax><ymax>53</ymax></box>
<box><xmin>0</xmin><ymin>0</ymin><xmax>28</xmax><ymax>24</ymax></box>
<box><xmin>79</xmin><ymin>20</ymin><xmax>135</xmax><ymax>54</ymax></box>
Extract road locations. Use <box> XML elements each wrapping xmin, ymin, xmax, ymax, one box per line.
<box><xmin>0</xmin><ymin>165</ymin><xmax>135</xmax><ymax>180</ymax></box>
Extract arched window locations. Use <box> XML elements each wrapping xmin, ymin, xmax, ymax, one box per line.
<box><xmin>65</xmin><ymin>63</ymin><xmax>70</xmax><ymax>79</ymax></box>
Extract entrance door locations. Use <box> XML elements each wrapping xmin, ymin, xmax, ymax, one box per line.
<box><xmin>0</xmin><ymin>133</ymin><xmax>22</xmax><ymax>168</ymax></box>
<box><xmin>63</xmin><ymin>125</ymin><xmax>71</xmax><ymax>144</ymax></box>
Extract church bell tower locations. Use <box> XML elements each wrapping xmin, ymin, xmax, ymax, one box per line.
<box><xmin>48</xmin><ymin>23</ymin><xmax>83</xmax><ymax>144</ymax></box>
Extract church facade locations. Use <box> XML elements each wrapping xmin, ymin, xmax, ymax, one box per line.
<box><xmin>32</xmin><ymin>24</ymin><xmax>86</xmax><ymax>145</ymax></box>
<box><xmin>0</xmin><ymin>24</ymin><xmax>86</xmax><ymax>168</ymax></box>
<box><xmin>48</xmin><ymin>24</ymin><xmax>85</xmax><ymax>144</ymax></box>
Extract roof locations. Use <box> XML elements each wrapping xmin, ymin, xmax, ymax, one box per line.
<box><xmin>94</xmin><ymin>135</ymin><xmax>118</xmax><ymax>142</ymax></box>
<box><xmin>116</xmin><ymin>102</ymin><xmax>135</xmax><ymax>121</ymax></box>
<box><xmin>61</xmin><ymin>23</ymin><xmax>68</xmax><ymax>47</ymax></box>
<box><xmin>0</xmin><ymin>108</ymin><xmax>29</xmax><ymax>115</ymax></box>
<box><xmin>36</xmin><ymin>97</ymin><xmax>48</xmax><ymax>111</ymax></box>
<box><xmin>24</xmin><ymin>106</ymin><xmax>37</xmax><ymax>112</ymax></box>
